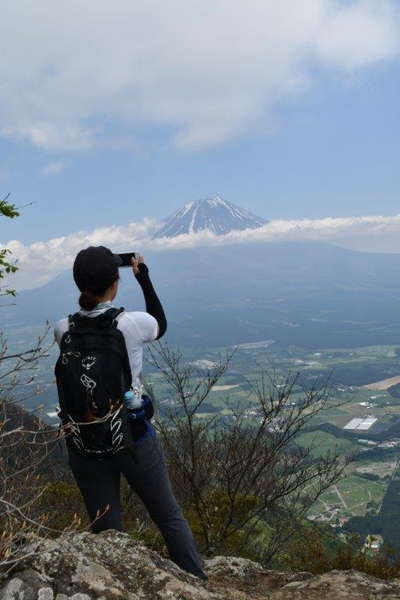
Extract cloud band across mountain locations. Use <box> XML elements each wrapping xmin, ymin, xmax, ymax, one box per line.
<box><xmin>4</xmin><ymin>213</ymin><xmax>400</xmax><ymax>291</ymax></box>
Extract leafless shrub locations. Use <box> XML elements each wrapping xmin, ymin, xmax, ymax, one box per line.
<box><xmin>0</xmin><ymin>326</ymin><xmax>64</xmax><ymax>572</ymax></box>
<box><xmin>146</xmin><ymin>342</ymin><xmax>349</xmax><ymax>563</ymax></box>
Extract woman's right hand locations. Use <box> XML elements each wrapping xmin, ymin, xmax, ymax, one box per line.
<box><xmin>131</xmin><ymin>254</ymin><xmax>145</xmax><ymax>276</ymax></box>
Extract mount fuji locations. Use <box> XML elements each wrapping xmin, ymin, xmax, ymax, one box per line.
<box><xmin>153</xmin><ymin>196</ymin><xmax>267</xmax><ymax>238</ymax></box>
<box><xmin>7</xmin><ymin>197</ymin><xmax>400</xmax><ymax>353</ymax></box>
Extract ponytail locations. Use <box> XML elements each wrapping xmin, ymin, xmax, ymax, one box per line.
<box><xmin>79</xmin><ymin>290</ymin><xmax>99</xmax><ymax>311</ymax></box>
<box><xmin>78</xmin><ymin>274</ymin><xmax>119</xmax><ymax>310</ymax></box>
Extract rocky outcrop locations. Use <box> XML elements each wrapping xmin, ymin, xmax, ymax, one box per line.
<box><xmin>1</xmin><ymin>530</ymin><xmax>400</xmax><ymax>600</ymax></box>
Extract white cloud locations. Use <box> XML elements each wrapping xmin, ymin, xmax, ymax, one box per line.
<box><xmin>2</xmin><ymin>218</ymin><xmax>158</xmax><ymax>289</ymax></box>
<box><xmin>316</xmin><ymin>1</ymin><xmax>399</xmax><ymax>69</ymax></box>
<box><xmin>41</xmin><ymin>161</ymin><xmax>66</xmax><ymax>176</ymax></box>
<box><xmin>149</xmin><ymin>214</ymin><xmax>400</xmax><ymax>254</ymax></box>
<box><xmin>0</xmin><ymin>1</ymin><xmax>398</xmax><ymax>150</ymax></box>
<box><xmin>4</xmin><ymin>213</ymin><xmax>400</xmax><ymax>290</ymax></box>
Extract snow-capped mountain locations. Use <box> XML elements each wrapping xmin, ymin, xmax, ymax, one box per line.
<box><xmin>153</xmin><ymin>196</ymin><xmax>267</xmax><ymax>238</ymax></box>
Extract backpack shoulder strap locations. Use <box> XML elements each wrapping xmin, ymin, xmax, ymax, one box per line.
<box><xmin>68</xmin><ymin>313</ymin><xmax>80</xmax><ymax>330</ymax></box>
<box><xmin>100</xmin><ymin>307</ymin><xmax>125</xmax><ymax>329</ymax></box>
<box><xmin>67</xmin><ymin>307</ymin><xmax>125</xmax><ymax>331</ymax></box>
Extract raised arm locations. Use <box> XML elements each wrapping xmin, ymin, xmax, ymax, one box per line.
<box><xmin>132</xmin><ymin>256</ymin><xmax>167</xmax><ymax>339</ymax></box>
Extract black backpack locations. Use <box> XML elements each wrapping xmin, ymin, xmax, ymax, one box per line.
<box><xmin>55</xmin><ymin>307</ymin><xmax>136</xmax><ymax>458</ymax></box>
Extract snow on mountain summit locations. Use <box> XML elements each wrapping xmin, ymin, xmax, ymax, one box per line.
<box><xmin>153</xmin><ymin>196</ymin><xmax>267</xmax><ymax>238</ymax></box>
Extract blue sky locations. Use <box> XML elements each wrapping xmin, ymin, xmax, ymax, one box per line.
<box><xmin>1</xmin><ymin>1</ymin><xmax>400</xmax><ymax>288</ymax></box>
<box><xmin>3</xmin><ymin>58</ymin><xmax>400</xmax><ymax>245</ymax></box>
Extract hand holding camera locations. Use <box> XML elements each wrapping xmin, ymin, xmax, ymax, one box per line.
<box><xmin>116</xmin><ymin>252</ymin><xmax>146</xmax><ymax>276</ymax></box>
<box><xmin>116</xmin><ymin>250</ymin><xmax>166</xmax><ymax>339</ymax></box>
<box><xmin>131</xmin><ymin>254</ymin><xmax>145</xmax><ymax>276</ymax></box>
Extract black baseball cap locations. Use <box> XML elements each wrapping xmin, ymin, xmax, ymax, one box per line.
<box><xmin>73</xmin><ymin>246</ymin><xmax>122</xmax><ymax>293</ymax></box>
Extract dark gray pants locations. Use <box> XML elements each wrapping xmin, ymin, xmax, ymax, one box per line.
<box><xmin>67</xmin><ymin>432</ymin><xmax>206</xmax><ymax>579</ymax></box>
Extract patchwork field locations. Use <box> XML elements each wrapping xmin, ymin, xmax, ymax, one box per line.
<box><xmin>364</xmin><ymin>376</ymin><xmax>400</xmax><ymax>391</ymax></box>
<box><xmin>311</xmin><ymin>474</ymin><xmax>387</xmax><ymax>519</ymax></box>
<box><xmin>4</xmin><ymin>324</ymin><xmax>400</xmax><ymax>547</ymax></box>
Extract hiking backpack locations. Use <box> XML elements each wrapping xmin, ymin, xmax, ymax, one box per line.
<box><xmin>55</xmin><ymin>307</ymin><xmax>136</xmax><ymax>458</ymax></box>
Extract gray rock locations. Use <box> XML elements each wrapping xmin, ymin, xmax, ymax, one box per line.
<box><xmin>1</xmin><ymin>531</ymin><xmax>400</xmax><ymax>599</ymax></box>
<box><xmin>0</xmin><ymin>577</ymin><xmax>25</xmax><ymax>600</ymax></box>
<box><xmin>37</xmin><ymin>589</ymin><xmax>54</xmax><ymax>600</ymax></box>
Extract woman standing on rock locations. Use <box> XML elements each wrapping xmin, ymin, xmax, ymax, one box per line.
<box><xmin>54</xmin><ymin>245</ymin><xmax>207</xmax><ymax>580</ymax></box>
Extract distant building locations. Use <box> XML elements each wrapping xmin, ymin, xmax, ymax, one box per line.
<box><xmin>363</xmin><ymin>534</ymin><xmax>383</xmax><ymax>553</ymax></box>
<box><xmin>190</xmin><ymin>359</ymin><xmax>218</xmax><ymax>369</ymax></box>
<box><xmin>343</xmin><ymin>416</ymin><xmax>377</xmax><ymax>431</ymax></box>
<box><xmin>243</xmin><ymin>408</ymin><xmax>259</xmax><ymax>418</ymax></box>
<box><xmin>378</xmin><ymin>440</ymin><xmax>400</xmax><ymax>448</ymax></box>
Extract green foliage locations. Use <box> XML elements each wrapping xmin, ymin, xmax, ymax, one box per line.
<box><xmin>38</xmin><ymin>481</ymin><xmax>84</xmax><ymax>531</ymax></box>
<box><xmin>275</xmin><ymin>525</ymin><xmax>400</xmax><ymax>579</ymax></box>
<box><xmin>0</xmin><ymin>196</ymin><xmax>19</xmax><ymax>219</ymax></box>
<box><xmin>126</xmin><ymin>522</ymin><xmax>165</xmax><ymax>554</ymax></box>
<box><xmin>387</xmin><ymin>383</ymin><xmax>400</xmax><ymax>399</ymax></box>
<box><xmin>185</xmin><ymin>489</ymin><xmax>264</xmax><ymax>558</ymax></box>
<box><xmin>0</xmin><ymin>194</ymin><xmax>19</xmax><ymax>296</ymax></box>
<box><xmin>353</xmin><ymin>446</ymin><xmax>398</xmax><ymax>462</ymax></box>
<box><xmin>276</xmin><ymin>524</ymin><xmax>337</xmax><ymax>573</ymax></box>
<box><xmin>345</xmin><ymin>514</ymin><xmax>382</xmax><ymax>537</ymax></box>
<box><xmin>378</xmin><ymin>479</ymin><xmax>400</xmax><ymax>559</ymax></box>
<box><xmin>332</xmin><ymin>536</ymin><xmax>400</xmax><ymax>580</ymax></box>
<box><xmin>357</xmin><ymin>472</ymin><xmax>380</xmax><ymax>482</ymax></box>
<box><xmin>295</xmin><ymin>430</ymin><xmax>358</xmax><ymax>459</ymax></box>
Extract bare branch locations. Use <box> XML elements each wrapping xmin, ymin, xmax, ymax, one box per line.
<box><xmin>148</xmin><ymin>342</ymin><xmax>349</xmax><ymax>561</ymax></box>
